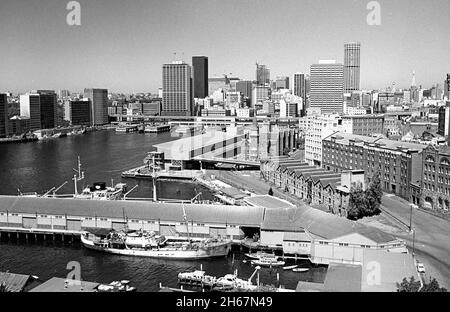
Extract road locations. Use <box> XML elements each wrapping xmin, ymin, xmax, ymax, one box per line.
<box><xmin>381</xmin><ymin>194</ymin><xmax>450</xmax><ymax>289</ymax></box>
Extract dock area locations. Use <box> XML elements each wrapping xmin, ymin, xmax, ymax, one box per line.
<box><xmin>121</xmin><ymin>166</ymin><xmax>203</xmax><ymax>180</ymax></box>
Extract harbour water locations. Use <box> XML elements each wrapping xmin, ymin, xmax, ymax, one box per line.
<box><xmin>0</xmin><ymin>130</ymin><xmax>326</xmax><ymax>291</ymax></box>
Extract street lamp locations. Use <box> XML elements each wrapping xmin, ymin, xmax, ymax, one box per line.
<box><xmin>409</xmin><ymin>203</ymin><xmax>414</xmax><ymax>232</ymax></box>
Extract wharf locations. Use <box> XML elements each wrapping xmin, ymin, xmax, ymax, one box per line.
<box><xmin>122</xmin><ymin>166</ymin><xmax>203</xmax><ymax>180</ymax></box>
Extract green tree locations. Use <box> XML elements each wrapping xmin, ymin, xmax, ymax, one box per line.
<box><xmin>396</xmin><ymin>276</ymin><xmax>447</xmax><ymax>292</ymax></box>
<box><xmin>347</xmin><ymin>185</ymin><xmax>366</xmax><ymax>220</ymax></box>
<box><xmin>268</xmin><ymin>187</ymin><xmax>274</xmax><ymax>196</ymax></box>
<box><xmin>396</xmin><ymin>276</ymin><xmax>421</xmax><ymax>292</ymax></box>
<box><xmin>365</xmin><ymin>172</ymin><xmax>382</xmax><ymax>216</ymax></box>
<box><xmin>421</xmin><ymin>277</ymin><xmax>447</xmax><ymax>292</ymax></box>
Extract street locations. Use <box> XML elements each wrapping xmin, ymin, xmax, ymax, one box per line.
<box><xmin>381</xmin><ymin>195</ymin><xmax>450</xmax><ymax>289</ymax></box>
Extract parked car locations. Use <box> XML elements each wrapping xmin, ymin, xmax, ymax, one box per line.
<box><xmin>417</xmin><ymin>262</ymin><xmax>425</xmax><ymax>273</ymax></box>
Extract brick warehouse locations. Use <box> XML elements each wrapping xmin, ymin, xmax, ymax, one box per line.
<box><xmin>420</xmin><ymin>145</ymin><xmax>450</xmax><ymax>211</ymax></box>
<box><xmin>322</xmin><ymin>132</ymin><xmax>425</xmax><ymax>200</ymax></box>
<box><xmin>260</xmin><ymin>156</ymin><xmax>365</xmax><ymax>216</ymax></box>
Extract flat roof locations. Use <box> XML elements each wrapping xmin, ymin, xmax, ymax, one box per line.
<box><xmin>0</xmin><ymin>196</ymin><xmax>264</xmax><ymax>227</ymax></box>
<box><xmin>29</xmin><ymin>277</ymin><xmax>99</xmax><ymax>292</ymax></box>
<box><xmin>323</xmin><ymin>263</ymin><xmax>362</xmax><ymax>292</ymax></box>
<box><xmin>244</xmin><ymin>195</ymin><xmax>295</xmax><ymax>210</ymax></box>
<box><xmin>261</xmin><ymin>207</ymin><xmax>398</xmax><ymax>244</ymax></box>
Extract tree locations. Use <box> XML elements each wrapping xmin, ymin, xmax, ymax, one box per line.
<box><xmin>268</xmin><ymin>187</ymin><xmax>274</xmax><ymax>196</ymax></box>
<box><xmin>365</xmin><ymin>172</ymin><xmax>382</xmax><ymax>216</ymax></box>
<box><xmin>346</xmin><ymin>172</ymin><xmax>383</xmax><ymax>220</ymax></box>
<box><xmin>421</xmin><ymin>277</ymin><xmax>447</xmax><ymax>292</ymax></box>
<box><xmin>347</xmin><ymin>185</ymin><xmax>366</xmax><ymax>221</ymax></box>
<box><xmin>396</xmin><ymin>276</ymin><xmax>421</xmax><ymax>292</ymax></box>
<box><xmin>397</xmin><ymin>276</ymin><xmax>447</xmax><ymax>292</ymax></box>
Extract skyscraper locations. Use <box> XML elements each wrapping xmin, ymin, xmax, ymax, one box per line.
<box><xmin>310</xmin><ymin>60</ymin><xmax>344</xmax><ymax>114</ymax></box>
<box><xmin>20</xmin><ymin>93</ymin><xmax>41</xmax><ymax>131</ymax></box>
<box><xmin>84</xmin><ymin>88</ymin><xmax>108</xmax><ymax>125</ymax></box>
<box><xmin>275</xmin><ymin>76</ymin><xmax>289</xmax><ymax>90</ymax></box>
<box><xmin>344</xmin><ymin>42</ymin><xmax>361</xmax><ymax>93</ymax></box>
<box><xmin>162</xmin><ymin>61</ymin><xmax>193</xmax><ymax>116</ymax></box>
<box><xmin>192</xmin><ymin>56</ymin><xmax>208</xmax><ymax>99</ymax></box>
<box><xmin>256</xmin><ymin>63</ymin><xmax>270</xmax><ymax>86</ymax></box>
<box><xmin>64</xmin><ymin>100</ymin><xmax>91</xmax><ymax>126</ymax></box>
<box><xmin>37</xmin><ymin>90</ymin><xmax>57</xmax><ymax>129</ymax></box>
<box><xmin>236</xmin><ymin>80</ymin><xmax>253</xmax><ymax>105</ymax></box>
<box><xmin>292</xmin><ymin>72</ymin><xmax>306</xmax><ymax>101</ymax></box>
<box><xmin>0</xmin><ymin>93</ymin><xmax>8</xmax><ymax>137</ymax></box>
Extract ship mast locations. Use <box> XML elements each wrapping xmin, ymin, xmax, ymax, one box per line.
<box><xmin>182</xmin><ymin>203</ymin><xmax>190</xmax><ymax>242</ymax></box>
<box><xmin>72</xmin><ymin>156</ymin><xmax>85</xmax><ymax>195</ymax></box>
<box><xmin>152</xmin><ymin>155</ymin><xmax>157</xmax><ymax>202</ymax></box>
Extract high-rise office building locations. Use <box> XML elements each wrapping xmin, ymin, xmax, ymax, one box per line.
<box><xmin>310</xmin><ymin>61</ymin><xmax>344</xmax><ymax>114</ymax></box>
<box><xmin>256</xmin><ymin>63</ymin><xmax>270</xmax><ymax>86</ymax></box>
<box><xmin>0</xmin><ymin>93</ymin><xmax>8</xmax><ymax>137</ymax></box>
<box><xmin>252</xmin><ymin>85</ymin><xmax>271</xmax><ymax>108</ymax></box>
<box><xmin>162</xmin><ymin>61</ymin><xmax>193</xmax><ymax>116</ymax></box>
<box><xmin>20</xmin><ymin>93</ymin><xmax>41</xmax><ymax>131</ymax></box>
<box><xmin>236</xmin><ymin>80</ymin><xmax>253</xmax><ymax>105</ymax></box>
<box><xmin>445</xmin><ymin>74</ymin><xmax>450</xmax><ymax>100</ymax></box>
<box><xmin>192</xmin><ymin>56</ymin><xmax>208</xmax><ymax>99</ymax></box>
<box><xmin>37</xmin><ymin>90</ymin><xmax>57</xmax><ymax>129</ymax></box>
<box><xmin>344</xmin><ymin>42</ymin><xmax>361</xmax><ymax>93</ymax></box>
<box><xmin>292</xmin><ymin>72</ymin><xmax>306</xmax><ymax>101</ymax></box>
<box><xmin>64</xmin><ymin>100</ymin><xmax>91</xmax><ymax>126</ymax></box>
<box><xmin>275</xmin><ymin>76</ymin><xmax>289</xmax><ymax>90</ymax></box>
<box><xmin>84</xmin><ymin>88</ymin><xmax>108</xmax><ymax>125</ymax></box>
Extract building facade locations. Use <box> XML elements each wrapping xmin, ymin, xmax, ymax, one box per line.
<box><xmin>341</xmin><ymin>115</ymin><xmax>384</xmax><ymax>136</ymax></box>
<box><xmin>192</xmin><ymin>56</ymin><xmax>208</xmax><ymax>99</ymax></box>
<box><xmin>256</xmin><ymin>63</ymin><xmax>270</xmax><ymax>86</ymax></box>
<box><xmin>322</xmin><ymin>132</ymin><xmax>425</xmax><ymax>200</ymax></box>
<box><xmin>84</xmin><ymin>89</ymin><xmax>108</xmax><ymax>125</ymax></box>
<box><xmin>64</xmin><ymin>100</ymin><xmax>91</xmax><ymax>126</ymax></box>
<box><xmin>36</xmin><ymin>90</ymin><xmax>57</xmax><ymax>129</ymax></box>
<box><xmin>420</xmin><ymin>145</ymin><xmax>450</xmax><ymax>211</ymax></box>
<box><xmin>344</xmin><ymin>42</ymin><xmax>361</xmax><ymax>93</ymax></box>
<box><xmin>310</xmin><ymin>61</ymin><xmax>344</xmax><ymax>114</ymax></box>
<box><xmin>0</xmin><ymin>93</ymin><xmax>8</xmax><ymax>137</ymax></box>
<box><xmin>162</xmin><ymin>61</ymin><xmax>193</xmax><ymax>116</ymax></box>
<box><xmin>20</xmin><ymin>93</ymin><xmax>41</xmax><ymax>131</ymax></box>
<box><xmin>292</xmin><ymin>72</ymin><xmax>306</xmax><ymax>102</ymax></box>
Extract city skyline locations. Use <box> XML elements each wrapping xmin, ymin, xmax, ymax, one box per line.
<box><xmin>0</xmin><ymin>0</ymin><xmax>449</xmax><ymax>94</ymax></box>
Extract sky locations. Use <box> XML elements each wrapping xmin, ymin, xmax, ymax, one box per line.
<box><xmin>0</xmin><ymin>0</ymin><xmax>449</xmax><ymax>94</ymax></box>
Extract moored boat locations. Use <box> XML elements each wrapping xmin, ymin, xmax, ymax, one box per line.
<box><xmin>251</xmin><ymin>258</ymin><xmax>285</xmax><ymax>267</ymax></box>
<box><xmin>292</xmin><ymin>268</ymin><xmax>309</xmax><ymax>273</ymax></box>
<box><xmin>283</xmin><ymin>265</ymin><xmax>298</xmax><ymax>270</ymax></box>
<box><xmin>244</xmin><ymin>251</ymin><xmax>279</xmax><ymax>260</ymax></box>
<box><xmin>81</xmin><ymin>230</ymin><xmax>231</xmax><ymax>260</ymax></box>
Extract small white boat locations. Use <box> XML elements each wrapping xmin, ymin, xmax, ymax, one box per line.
<box><xmin>283</xmin><ymin>265</ymin><xmax>298</xmax><ymax>270</ymax></box>
<box><xmin>245</xmin><ymin>251</ymin><xmax>279</xmax><ymax>260</ymax></box>
<box><xmin>292</xmin><ymin>268</ymin><xmax>309</xmax><ymax>273</ymax></box>
<box><xmin>251</xmin><ymin>258</ymin><xmax>285</xmax><ymax>267</ymax></box>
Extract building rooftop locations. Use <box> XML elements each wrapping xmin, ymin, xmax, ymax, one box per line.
<box><xmin>29</xmin><ymin>277</ymin><xmax>99</xmax><ymax>292</ymax></box>
<box><xmin>0</xmin><ymin>272</ymin><xmax>34</xmax><ymax>292</ymax></box>
<box><xmin>323</xmin><ymin>263</ymin><xmax>362</xmax><ymax>292</ymax></box>
<box><xmin>261</xmin><ymin>207</ymin><xmax>398</xmax><ymax>244</ymax></box>
<box><xmin>244</xmin><ymin>195</ymin><xmax>295</xmax><ymax>210</ymax></box>
<box><xmin>0</xmin><ymin>196</ymin><xmax>264</xmax><ymax>227</ymax></box>
<box><xmin>325</xmin><ymin>132</ymin><xmax>427</xmax><ymax>152</ymax></box>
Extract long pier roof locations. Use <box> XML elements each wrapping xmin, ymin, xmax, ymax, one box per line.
<box><xmin>0</xmin><ymin>196</ymin><xmax>264</xmax><ymax>227</ymax></box>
